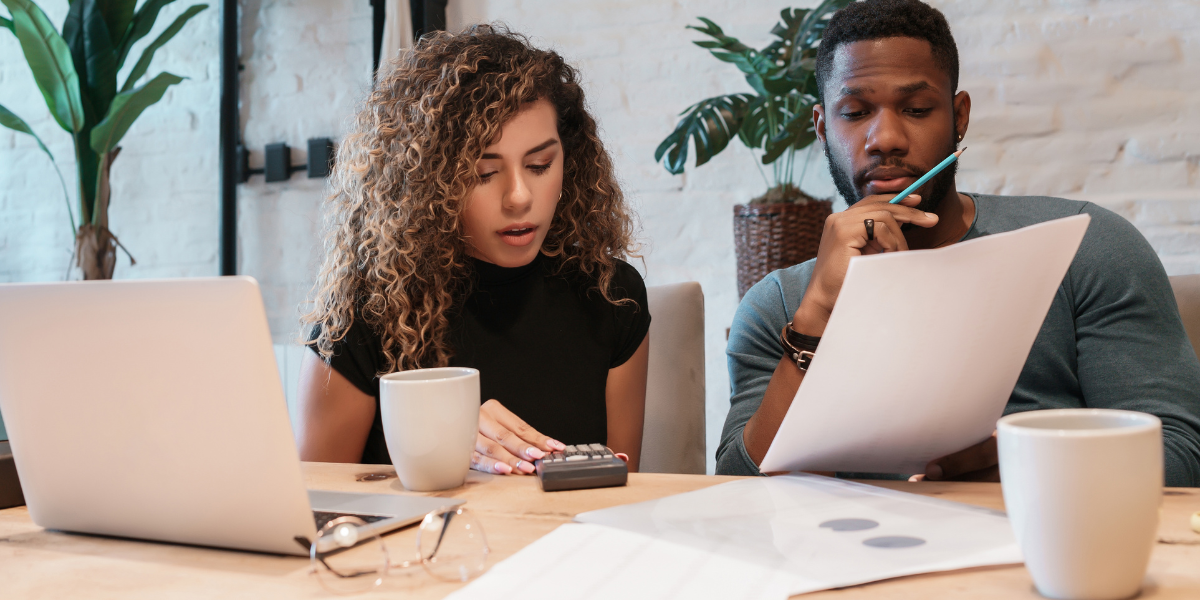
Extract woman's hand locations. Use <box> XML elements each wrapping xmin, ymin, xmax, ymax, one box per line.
<box><xmin>471</xmin><ymin>399</ymin><xmax>566</xmax><ymax>475</ymax></box>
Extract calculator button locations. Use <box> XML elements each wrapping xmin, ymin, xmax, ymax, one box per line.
<box><xmin>565</xmin><ymin>455</ymin><xmax>588</xmax><ymax>462</ymax></box>
<box><xmin>588</xmin><ymin>443</ymin><xmax>606</xmax><ymax>453</ymax></box>
<box><xmin>564</xmin><ymin>445</ymin><xmax>578</xmax><ymax>454</ymax></box>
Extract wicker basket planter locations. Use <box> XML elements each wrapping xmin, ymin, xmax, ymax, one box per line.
<box><xmin>733</xmin><ymin>200</ymin><xmax>833</xmax><ymax>298</ymax></box>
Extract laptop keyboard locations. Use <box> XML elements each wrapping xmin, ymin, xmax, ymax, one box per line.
<box><xmin>313</xmin><ymin>510</ymin><xmax>391</xmax><ymax>530</ymax></box>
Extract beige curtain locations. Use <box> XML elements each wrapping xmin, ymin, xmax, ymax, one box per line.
<box><xmin>379</xmin><ymin>0</ymin><xmax>414</xmax><ymax>73</ymax></box>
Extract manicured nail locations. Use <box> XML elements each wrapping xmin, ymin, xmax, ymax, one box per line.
<box><xmin>925</xmin><ymin>212</ymin><xmax>937</xmax><ymax>218</ymax></box>
<box><xmin>516</xmin><ymin>460</ymin><xmax>535</xmax><ymax>474</ymax></box>
<box><xmin>547</xmin><ymin>439</ymin><xmax>566</xmax><ymax>451</ymax></box>
<box><xmin>526</xmin><ymin>447</ymin><xmax>545</xmax><ymax>459</ymax></box>
<box><xmin>495</xmin><ymin>461</ymin><xmax>513</xmax><ymax>474</ymax></box>
<box><xmin>925</xmin><ymin>464</ymin><xmax>943</xmax><ymax>481</ymax></box>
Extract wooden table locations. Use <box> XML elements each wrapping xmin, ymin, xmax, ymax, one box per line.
<box><xmin>1</xmin><ymin>464</ymin><xmax>1197</xmax><ymax>598</ymax></box>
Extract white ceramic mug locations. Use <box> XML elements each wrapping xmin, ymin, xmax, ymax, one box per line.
<box><xmin>997</xmin><ymin>409</ymin><xmax>1161</xmax><ymax>600</ymax></box>
<box><xmin>379</xmin><ymin>367</ymin><xmax>480</xmax><ymax>492</ymax></box>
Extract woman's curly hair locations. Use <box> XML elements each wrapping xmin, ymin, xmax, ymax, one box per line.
<box><xmin>303</xmin><ymin>24</ymin><xmax>637</xmax><ymax>374</ymax></box>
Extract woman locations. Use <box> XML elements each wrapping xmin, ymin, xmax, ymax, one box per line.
<box><xmin>296</xmin><ymin>25</ymin><xmax>650</xmax><ymax>475</ymax></box>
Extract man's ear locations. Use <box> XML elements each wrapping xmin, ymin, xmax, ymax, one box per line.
<box><xmin>813</xmin><ymin>103</ymin><xmax>827</xmax><ymax>147</ymax></box>
<box><xmin>952</xmin><ymin>91</ymin><xmax>971</xmax><ymax>141</ymax></box>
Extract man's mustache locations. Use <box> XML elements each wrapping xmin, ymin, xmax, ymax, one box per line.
<box><xmin>853</xmin><ymin>159</ymin><xmax>924</xmax><ymax>189</ymax></box>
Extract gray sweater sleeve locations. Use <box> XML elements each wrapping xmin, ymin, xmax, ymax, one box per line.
<box><xmin>715</xmin><ymin>264</ymin><xmax>812</xmax><ymax>476</ymax></box>
<box><xmin>1071</xmin><ymin>205</ymin><xmax>1200</xmax><ymax>486</ymax></box>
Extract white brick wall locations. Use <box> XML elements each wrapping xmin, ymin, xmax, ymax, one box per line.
<box><xmin>2</xmin><ymin>1</ymin><xmax>1198</xmax><ymax>471</ymax></box>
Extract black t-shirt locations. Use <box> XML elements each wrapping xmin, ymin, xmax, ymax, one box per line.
<box><xmin>312</xmin><ymin>254</ymin><xmax>651</xmax><ymax>464</ymax></box>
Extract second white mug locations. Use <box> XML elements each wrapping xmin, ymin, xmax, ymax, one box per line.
<box><xmin>997</xmin><ymin>408</ymin><xmax>1161</xmax><ymax>600</ymax></box>
<box><xmin>379</xmin><ymin>367</ymin><xmax>480</xmax><ymax>492</ymax></box>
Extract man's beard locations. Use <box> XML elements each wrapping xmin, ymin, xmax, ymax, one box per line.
<box><xmin>825</xmin><ymin>141</ymin><xmax>958</xmax><ymax>215</ymax></box>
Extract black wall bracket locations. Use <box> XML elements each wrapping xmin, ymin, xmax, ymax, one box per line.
<box><xmin>237</xmin><ymin>137</ymin><xmax>335</xmax><ymax>183</ymax></box>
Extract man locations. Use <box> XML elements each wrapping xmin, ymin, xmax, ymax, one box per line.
<box><xmin>716</xmin><ymin>0</ymin><xmax>1200</xmax><ymax>486</ymax></box>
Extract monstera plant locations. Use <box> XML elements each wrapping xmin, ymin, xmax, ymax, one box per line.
<box><xmin>0</xmin><ymin>0</ymin><xmax>207</xmax><ymax>279</ymax></box>
<box><xmin>656</xmin><ymin>0</ymin><xmax>853</xmax><ymax>298</ymax></box>
<box><xmin>656</xmin><ymin>0</ymin><xmax>850</xmax><ymax>202</ymax></box>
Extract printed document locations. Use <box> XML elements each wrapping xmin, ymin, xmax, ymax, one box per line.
<box><xmin>448</xmin><ymin>475</ymin><xmax>1021</xmax><ymax>599</ymax></box>
<box><xmin>760</xmin><ymin>214</ymin><xmax>1090</xmax><ymax>474</ymax></box>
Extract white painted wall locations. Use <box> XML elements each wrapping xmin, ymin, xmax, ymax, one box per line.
<box><xmin>2</xmin><ymin>1</ymin><xmax>1198</xmax><ymax>471</ymax></box>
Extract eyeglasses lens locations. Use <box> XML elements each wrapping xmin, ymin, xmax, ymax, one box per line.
<box><xmin>417</xmin><ymin>508</ymin><xmax>490</xmax><ymax>582</ymax></box>
<box><xmin>311</xmin><ymin>516</ymin><xmax>389</xmax><ymax>595</ymax></box>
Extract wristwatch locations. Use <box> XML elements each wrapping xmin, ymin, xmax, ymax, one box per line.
<box><xmin>779</xmin><ymin>322</ymin><xmax>820</xmax><ymax>372</ymax></box>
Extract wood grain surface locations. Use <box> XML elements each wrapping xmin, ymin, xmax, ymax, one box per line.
<box><xmin>1</xmin><ymin>463</ymin><xmax>1196</xmax><ymax>598</ymax></box>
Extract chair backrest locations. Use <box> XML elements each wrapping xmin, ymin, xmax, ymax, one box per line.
<box><xmin>1169</xmin><ymin>274</ymin><xmax>1200</xmax><ymax>358</ymax></box>
<box><xmin>640</xmin><ymin>282</ymin><xmax>706</xmax><ymax>474</ymax></box>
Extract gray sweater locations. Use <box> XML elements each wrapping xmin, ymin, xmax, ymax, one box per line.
<box><xmin>717</xmin><ymin>193</ymin><xmax>1200</xmax><ymax>487</ymax></box>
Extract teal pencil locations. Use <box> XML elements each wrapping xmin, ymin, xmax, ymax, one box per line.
<box><xmin>888</xmin><ymin>147</ymin><xmax>967</xmax><ymax>204</ymax></box>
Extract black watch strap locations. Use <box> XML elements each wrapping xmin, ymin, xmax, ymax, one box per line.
<box><xmin>780</xmin><ymin>322</ymin><xmax>820</xmax><ymax>371</ymax></box>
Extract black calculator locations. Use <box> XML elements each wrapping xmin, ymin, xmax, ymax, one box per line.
<box><xmin>534</xmin><ymin>444</ymin><xmax>628</xmax><ymax>492</ymax></box>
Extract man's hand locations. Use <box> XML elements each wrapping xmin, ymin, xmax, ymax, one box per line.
<box><xmin>471</xmin><ymin>399</ymin><xmax>566</xmax><ymax>475</ymax></box>
<box><xmin>791</xmin><ymin>194</ymin><xmax>939</xmax><ymax>336</ymax></box>
<box><xmin>911</xmin><ymin>431</ymin><xmax>999</xmax><ymax>482</ymax></box>
<box><xmin>744</xmin><ymin>194</ymin><xmax>940</xmax><ymax>466</ymax></box>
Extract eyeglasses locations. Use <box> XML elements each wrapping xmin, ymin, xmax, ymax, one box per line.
<box><xmin>309</xmin><ymin>507</ymin><xmax>489</xmax><ymax>594</ymax></box>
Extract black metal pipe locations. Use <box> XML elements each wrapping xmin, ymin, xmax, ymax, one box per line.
<box><xmin>218</xmin><ymin>0</ymin><xmax>238</xmax><ymax>276</ymax></box>
<box><xmin>422</xmin><ymin>0</ymin><xmax>447</xmax><ymax>36</ymax></box>
<box><xmin>371</xmin><ymin>0</ymin><xmax>385</xmax><ymax>76</ymax></box>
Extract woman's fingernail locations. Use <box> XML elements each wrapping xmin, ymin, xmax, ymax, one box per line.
<box><xmin>526</xmin><ymin>447</ymin><xmax>545</xmax><ymax>459</ymax></box>
<box><xmin>495</xmin><ymin>461</ymin><xmax>513</xmax><ymax>474</ymax></box>
<box><xmin>516</xmin><ymin>460</ymin><xmax>535</xmax><ymax>474</ymax></box>
<box><xmin>925</xmin><ymin>212</ymin><xmax>937</xmax><ymax>218</ymax></box>
<box><xmin>547</xmin><ymin>439</ymin><xmax>566</xmax><ymax>451</ymax></box>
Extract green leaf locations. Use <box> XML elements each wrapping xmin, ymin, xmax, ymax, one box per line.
<box><xmin>762</xmin><ymin>112</ymin><xmax>817</xmax><ymax>164</ymax></box>
<box><xmin>788</xmin><ymin>0</ymin><xmax>853</xmax><ymax>78</ymax></box>
<box><xmin>0</xmin><ymin>102</ymin><xmax>77</xmax><ymax>232</ymax></box>
<box><xmin>687</xmin><ymin>17</ymin><xmax>761</xmax><ymax>75</ymax></box>
<box><xmin>82</xmin><ymin>0</ymin><xmax>118</xmax><ymax>118</ymax></box>
<box><xmin>760</xmin><ymin>74</ymin><xmax>798</xmax><ymax>95</ymax></box>
<box><xmin>737</xmin><ymin>96</ymin><xmax>779</xmax><ymax>150</ymax></box>
<box><xmin>654</xmin><ymin>94</ymin><xmax>752</xmax><ymax>174</ymax></box>
<box><xmin>1</xmin><ymin>15</ymin><xmax>12</xmax><ymax>33</ymax></box>
<box><xmin>687</xmin><ymin>17</ymin><xmax>755</xmax><ymax>56</ymax></box>
<box><xmin>2</xmin><ymin>0</ymin><xmax>86</xmax><ymax>132</ymax></box>
<box><xmin>75</xmin><ymin>128</ymin><xmax>99</xmax><ymax>223</ymax></box>
<box><xmin>116</xmin><ymin>0</ymin><xmax>175</xmax><ymax>69</ymax></box>
<box><xmin>98</xmin><ymin>0</ymin><xmax>137</xmax><ymax>45</ymax></box>
<box><xmin>121</xmin><ymin>4</ymin><xmax>207</xmax><ymax>93</ymax></box>
<box><xmin>0</xmin><ymin>102</ymin><xmax>54</xmax><ymax>158</ymax></box>
<box><xmin>91</xmin><ymin>71</ymin><xmax>183</xmax><ymax>156</ymax></box>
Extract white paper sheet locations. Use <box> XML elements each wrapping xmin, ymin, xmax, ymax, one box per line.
<box><xmin>450</xmin><ymin>475</ymin><xmax>1022</xmax><ymax>600</ymax></box>
<box><xmin>445</xmin><ymin>522</ymin><xmax>798</xmax><ymax>600</ymax></box>
<box><xmin>576</xmin><ymin>474</ymin><xmax>1021</xmax><ymax>596</ymax></box>
<box><xmin>760</xmin><ymin>215</ymin><xmax>1091</xmax><ymax>474</ymax></box>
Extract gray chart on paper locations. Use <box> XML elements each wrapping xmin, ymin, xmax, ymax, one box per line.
<box><xmin>818</xmin><ymin>518</ymin><xmax>879</xmax><ymax>531</ymax></box>
<box><xmin>863</xmin><ymin>536</ymin><xmax>927</xmax><ymax>548</ymax></box>
<box><xmin>819</xmin><ymin>519</ymin><xmax>926</xmax><ymax>548</ymax></box>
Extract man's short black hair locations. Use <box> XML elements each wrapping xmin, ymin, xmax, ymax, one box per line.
<box><xmin>815</xmin><ymin>0</ymin><xmax>960</xmax><ymax>104</ymax></box>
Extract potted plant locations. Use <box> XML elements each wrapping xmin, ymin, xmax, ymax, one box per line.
<box><xmin>656</xmin><ymin>0</ymin><xmax>850</xmax><ymax>298</ymax></box>
<box><xmin>0</xmin><ymin>0</ymin><xmax>207</xmax><ymax>279</ymax></box>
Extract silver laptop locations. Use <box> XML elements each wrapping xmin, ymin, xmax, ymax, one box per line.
<box><xmin>0</xmin><ymin>276</ymin><xmax>462</xmax><ymax>556</ymax></box>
